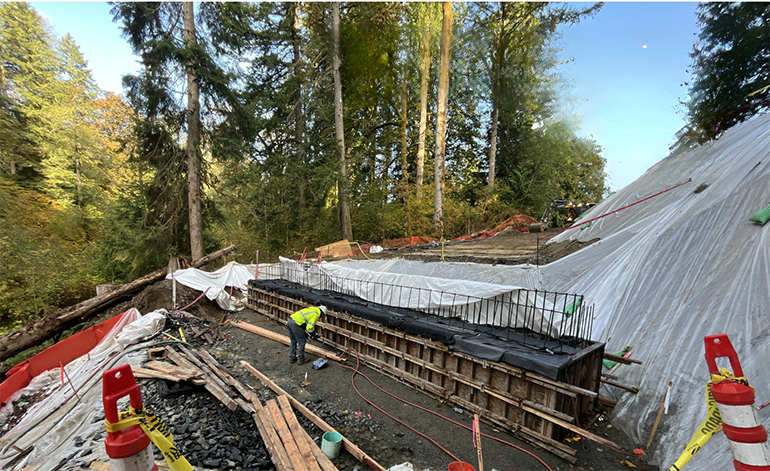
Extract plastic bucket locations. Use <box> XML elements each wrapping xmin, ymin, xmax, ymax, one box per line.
<box><xmin>447</xmin><ymin>462</ymin><xmax>475</xmax><ymax>471</ymax></box>
<box><xmin>321</xmin><ymin>431</ymin><xmax>343</xmax><ymax>459</ymax></box>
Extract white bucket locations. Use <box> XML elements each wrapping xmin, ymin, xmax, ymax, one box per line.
<box><xmin>321</xmin><ymin>431</ymin><xmax>343</xmax><ymax>459</ymax></box>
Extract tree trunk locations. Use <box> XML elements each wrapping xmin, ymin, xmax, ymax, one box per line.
<box><xmin>400</xmin><ymin>69</ymin><xmax>411</xmax><ymax>237</ymax></box>
<box><xmin>0</xmin><ymin>245</ymin><xmax>236</xmax><ymax>363</ymax></box>
<box><xmin>293</xmin><ymin>4</ymin><xmax>306</xmax><ymax>217</ymax></box>
<box><xmin>415</xmin><ymin>19</ymin><xmax>431</xmax><ymax>201</ymax></box>
<box><xmin>487</xmin><ymin>106</ymin><xmax>498</xmax><ymax>195</ymax></box>
<box><xmin>332</xmin><ymin>3</ymin><xmax>352</xmax><ymax>241</ymax></box>
<box><xmin>75</xmin><ymin>147</ymin><xmax>82</xmax><ymax>207</ymax></box>
<box><xmin>1</xmin><ymin>62</ymin><xmax>17</xmax><ymax>176</ymax></box>
<box><xmin>487</xmin><ymin>4</ymin><xmax>505</xmax><ymax>196</ymax></box>
<box><xmin>433</xmin><ymin>2</ymin><xmax>452</xmax><ymax>235</ymax></box>
<box><xmin>184</xmin><ymin>2</ymin><xmax>204</xmax><ymax>260</ymax></box>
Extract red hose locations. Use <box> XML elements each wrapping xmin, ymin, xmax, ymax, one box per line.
<box><xmin>174</xmin><ymin>287</ymin><xmax>210</xmax><ymax>313</ymax></box>
<box><xmin>539</xmin><ymin>177</ymin><xmax>692</xmax><ymax>241</ymax></box>
<box><xmin>336</xmin><ymin>348</ymin><xmax>554</xmax><ymax>471</ymax></box>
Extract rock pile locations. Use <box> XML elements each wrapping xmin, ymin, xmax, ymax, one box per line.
<box><xmin>139</xmin><ymin>379</ymin><xmax>270</xmax><ymax>470</ymax></box>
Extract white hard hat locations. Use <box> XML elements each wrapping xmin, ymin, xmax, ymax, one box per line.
<box><xmin>319</xmin><ymin>305</ymin><xmax>327</xmax><ymax>315</ymax></box>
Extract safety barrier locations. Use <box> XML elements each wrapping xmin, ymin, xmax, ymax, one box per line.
<box><xmin>705</xmin><ymin>334</ymin><xmax>770</xmax><ymax>471</ymax></box>
<box><xmin>103</xmin><ymin>364</ymin><xmax>158</xmax><ymax>471</ymax></box>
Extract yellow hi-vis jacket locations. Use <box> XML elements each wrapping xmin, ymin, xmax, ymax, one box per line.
<box><xmin>290</xmin><ymin>306</ymin><xmax>322</xmax><ymax>333</ymax></box>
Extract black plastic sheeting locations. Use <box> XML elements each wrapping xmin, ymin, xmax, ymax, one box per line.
<box><xmin>249</xmin><ymin>279</ymin><xmax>581</xmax><ymax>379</ymax></box>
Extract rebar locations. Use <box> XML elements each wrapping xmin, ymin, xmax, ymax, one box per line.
<box><xmin>256</xmin><ymin>264</ymin><xmax>594</xmax><ymax>348</ymax></box>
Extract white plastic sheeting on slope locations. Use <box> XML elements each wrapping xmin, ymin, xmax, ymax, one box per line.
<box><xmin>0</xmin><ymin>309</ymin><xmax>166</xmax><ymax>470</ymax></box>
<box><xmin>166</xmin><ymin>261</ymin><xmax>258</xmax><ymax>310</ymax></box>
<box><xmin>316</xmin><ymin>115</ymin><xmax>770</xmax><ymax>470</ymax></box>
<box><xmin>539</xmin><ymin>115</ymin><xmax>770</xmax><ymax>470</ymax></box>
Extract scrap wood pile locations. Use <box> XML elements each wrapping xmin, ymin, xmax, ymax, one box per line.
<box><xmin>162</xmin><ymin>311</ymin><xmax>230</xmax><ymax>346</ymax></box>
<box><xmin>134</xmin><ymin>344</ymin><xmax>383</xmax><ymax>471</ymax></box>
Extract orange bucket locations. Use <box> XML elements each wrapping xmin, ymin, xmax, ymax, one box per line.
<box><xmin>447</xmin><ymin>462</ymin><xmax>475</xmax><ymax>471</ymax></box>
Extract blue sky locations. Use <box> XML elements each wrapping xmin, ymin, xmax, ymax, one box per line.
<box><xmin>556</xmin><ymin>2</ymin><xmax>699</xmax><ymax>191</ymax></box>
<box><xmin>32</xmin><ymin>1</ymin><xmax>700</xmax><ymax>192</ymax></box>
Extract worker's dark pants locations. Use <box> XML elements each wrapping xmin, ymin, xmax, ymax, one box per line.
<box><xmin>287</xmin><ymin>318</ymin><xmax>307</xmax><ymax>362</ymax></box>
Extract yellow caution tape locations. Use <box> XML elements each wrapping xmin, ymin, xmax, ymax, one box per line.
<box><xmin>669</xmin><ymin>368</ymin><xmax>751</xmax><ymax>471</ymax></box>
<box><xmin>105</xmin><ymin>407</ymin><xmax>193</xmax><ymax>471</ymax></box>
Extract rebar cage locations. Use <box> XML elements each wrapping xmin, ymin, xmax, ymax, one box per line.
<box><xmin>255</xmin><ymin>262</ymin><xmax>594</xmax><ymax>350</ymax></box>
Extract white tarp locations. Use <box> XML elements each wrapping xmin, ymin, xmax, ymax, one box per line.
<box><xmin>279</xmin><ymin>257</ymin><xmax>568</xmax><ymax>338</ymax></box>
<box><xmin>318</xmin><ymin>115</ymin><xmax>770</xmax><ymax>470</ymax></box>
<box><xmin>0</xmin><ymin>309</ymin><xmax>166</xmax><ymax>470</ymax></box>
<box><xmin>166</xmin><ymin>261</ymin><xmax>259</xmax><ymax>311</ymax></box>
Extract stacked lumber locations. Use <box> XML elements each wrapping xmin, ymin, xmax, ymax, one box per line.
<box><xmin>242</xmin><ymin>360</ymin><xmax>386</xmax><ymax>471</ymax></box>
<box><xmin>132</xmin><ymin>346</ymin><xmax>249</xmax><ymax>412</ymax></box>
<box><xmin>134</xmin><ymin>347</ymin><xmax>384</xmax><ymax>471</ymax></box>
<box><xmin>250</xmin><ymin>394</ymin><xmax>338</xmax><ymax>471</ymax></box>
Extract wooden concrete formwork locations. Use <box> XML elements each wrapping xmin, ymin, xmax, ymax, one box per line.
<box><xmin>247</xmin><ymin>286</ymin><xmax>604</xmax><ymax>462</ymax></box>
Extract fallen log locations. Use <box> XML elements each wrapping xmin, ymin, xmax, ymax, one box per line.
<box><xmin>0</xmin><ymin>245</ymin><xmax>236</xmax><ymax>363</ymax></box>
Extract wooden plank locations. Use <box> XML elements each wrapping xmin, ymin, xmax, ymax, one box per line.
<box><xmin>230</xmin><ymin>321</ymin><xmax>343</xmax><ymax>362</ymax></box>
<box><xmin>277</xmin><ymin>395</ymin><xmax>323</xmax><ymax>471</ymax></box>
<box><xmin>265</xmin><ymin>400</ymin><xmax>307</xmax><ymax>471</ymax></box>
<box><xmin>196</xmin><ymin>348</ymin><xmax>254</xmax><ymax>400</ymax></box>
<box><xmin>314</xmin><ymin>239</ymin><xmax>351</xmax><ymax>258</ymax></box>
<box><xmin>300</xmin><ymin>427</ymin><xmax>339</xmax><ymax>471</ymax></box>
<box><xmin>241</xmin><ymin>361</ymin><xmax>386</xmax><ymax>471</ymax></box>
<box><xmin>131</xmin><ymin>367</ymin><xmax>183</xmax><ymax>382</ymax></box>
<box><xmin>164</xmin><ymin>346</ymin><xmax>202</xmax><ymax>374</ymax></box>
<box><xmin>598</xmin><ymin>395</ymin><xmax>617</xmax><ymax>408</ymax></box>
<box><xmin>603</xmin><ymin>352</ymin><xmax>642</xmax><ymax>365</ymax></box>
<box><xmin>172</xmin><ymin>346</ymin><xmax>239</xmax><ymax>411</ymax></box>
<box><xmin>144</xmin><ymin>361</ymin><xmax>200</xmax><ymax>380</ymax></box>
<box><xmin>520</xmin><ymin>404</ymin><xmax>621</xmax><ymax>450</ymax></box>
<box><xmin>178</xmin><ymin>346</ymin><xmax>234</xmax><ymax>394</ymax></box>
<box><xmin>249</xmin><ymin>394</ymin><xmax>293</xmax><ymax>471</ymax></box>
<box><xmin>600</xmin><ymin>378</ymin><xmax>639</xmax><ymax>394</ymax></box>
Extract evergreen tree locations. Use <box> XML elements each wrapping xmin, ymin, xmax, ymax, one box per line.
<box><xmin>685</xmin><ymin>2</ymin><xmax>769</xmax><ymax>143</ymax></box>
<box><xmin>0</xmin><ymin>2</ymin><xmax>58</xmax><ymax>181</ymax></box>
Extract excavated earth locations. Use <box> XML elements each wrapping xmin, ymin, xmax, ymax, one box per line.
<box><xmin>2</xmin><ymin>226</ymin><xmax>656</xmax><ymax>471</ymax></box>
<box><xmin>348</xmin><ymin>227</ymin><xmax>599</xmax><ymax>266</ymax></box>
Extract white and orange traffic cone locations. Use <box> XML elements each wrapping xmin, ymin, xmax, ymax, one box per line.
<box><xmin>705</xmin><ymin>334</ymin><xmax>770</xmax><ymax>471</ymax></box>
<box><xmin>102</xmin><ymin>364</ymin><xmax>158</xmax><ymax>471</ymax></box>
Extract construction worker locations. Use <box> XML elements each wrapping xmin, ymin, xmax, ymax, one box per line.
<box><xmin>287</xmin><ymin>305</ymin><xmax>327</xmax><ymax>365</ymax></box>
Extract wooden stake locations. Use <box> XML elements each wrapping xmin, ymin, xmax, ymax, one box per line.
<box><xmin>646</xmin><ymin>381</ymin><xmax>672</xmax><ymax>449</ymax></box>
<box><xmin>474</xmin><ymin>413</ymin><xmax>484</xmax><ymax>471</ymax></box>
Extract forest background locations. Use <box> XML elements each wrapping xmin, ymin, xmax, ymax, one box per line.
<box><xmin>1</xmin><ymin>2</ymin><xmax>767</xmax><ymax>335</ymax></box>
